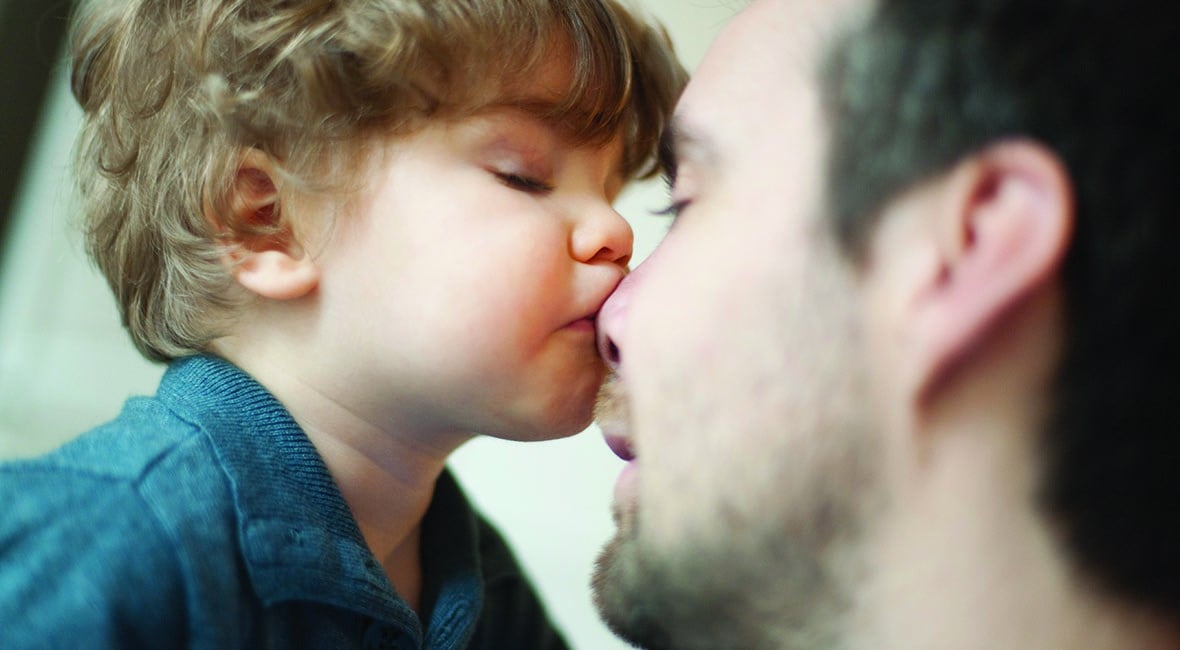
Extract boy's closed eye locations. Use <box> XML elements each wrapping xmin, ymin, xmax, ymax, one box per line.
<box><xmin>493</xmin><ymin>170</ymin><xmax>554</xmax><ymax>195</ymax></box>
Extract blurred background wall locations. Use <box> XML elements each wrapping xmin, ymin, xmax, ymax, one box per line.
<box><xmin>0</xmin><ymin>2</ymin><xmax>736</xmax><ymax>648</ymax></box>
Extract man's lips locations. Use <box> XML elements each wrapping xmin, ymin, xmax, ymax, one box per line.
<box><xmin>597</xmin><ymin>373</ymin><xmax>638</xmax><ymax>506</ymax></box>
<box><xmin>605</xmin><ymin>432</ymin><xmax>639</xmax><ymax>508</ymax></box>
<box><xmin>605</xmin><ymin>434</ymin><xmax>635</xmax><ymax>462</ymax></box>
<box><xmin>596</xmin><ymin>372</ymin><xmax>632</xmax><ymax>456</ymax></box>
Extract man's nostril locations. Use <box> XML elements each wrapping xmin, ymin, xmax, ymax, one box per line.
<box><xmin>598</xmin><ymin>331</ymin><xmax>622</xmax><ymax>367</ymax></box>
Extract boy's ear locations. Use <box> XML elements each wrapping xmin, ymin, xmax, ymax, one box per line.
<box><xmin>215</xmin><ymin>149</ymin><xmax>319</xmax><ymax>301</ymax></box>
<box><xmin>900</xmin><ymin>140</ymin><xmax>1073</xmax><ymax>401</ymax></box>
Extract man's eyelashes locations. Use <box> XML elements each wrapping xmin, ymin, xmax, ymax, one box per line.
<box><xmin>652</xmin><ymin>199</ymin><xmax>691</xmax><ymax>219</ymax></box>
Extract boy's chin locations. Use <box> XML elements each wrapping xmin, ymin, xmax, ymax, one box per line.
<box><xmin>485</xmin><ymin>407</ymin><xmax>595</xmax><ymax>443</ymax></box>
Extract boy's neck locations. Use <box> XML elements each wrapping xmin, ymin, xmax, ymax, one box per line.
<box><xmin>217</xmin><ymin>345</ymin><xmax>468</xmax><ymax>612</ymax></box>
<box><xmin>309</xmin><ymin>428</ymin><xmax>440</xmax><ymax>612</ymax></box>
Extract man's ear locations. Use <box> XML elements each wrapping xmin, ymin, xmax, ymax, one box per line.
<box><xmin>214</xmin><ymin>149</ymin><xmax>319</xmax><ymax>301</ymax></box>
<box><xmin>903</xmin><ymin>140</ymin><xmax>1073</xmax><ymax>401</ymax></box>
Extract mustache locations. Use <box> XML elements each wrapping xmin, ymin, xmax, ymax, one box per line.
<box><xmin>595</xmin><ymin>371</ymin><xmax>631</xmax><ymax>426</ymax></box>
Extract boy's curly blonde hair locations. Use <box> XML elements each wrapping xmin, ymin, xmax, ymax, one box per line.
<box><xmin>70</xmin><ymin>0</ymin><xmax>686</xmax><ymax>361</ymax></box>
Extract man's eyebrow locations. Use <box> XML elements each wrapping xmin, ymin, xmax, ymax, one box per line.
<box><xmin>658</xmin><ymin>116</ymin><xmax>715</xmax><ymax>189</ymax></box>
<box><xmin>657</xmin><ymin>122</ymin><xmax>679</xmax><ymax>189</ymax></box>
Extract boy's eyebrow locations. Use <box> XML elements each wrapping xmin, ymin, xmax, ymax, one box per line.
<box><xmin>479</xmin><ymin>100</ymin><xmax>630</xmax><ymax>182</ymax></box>
<box><xmin>484</xmin><ymin>99</ymin><xmax>594</xmax><ymax>140</ymax></box>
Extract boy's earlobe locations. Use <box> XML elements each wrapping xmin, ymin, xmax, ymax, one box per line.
<box><xmin>234</xmin><ymin>249</ymin><xmax>320</xmax><ymax>301</ymax></box>
<box><xmin>213</xmin><ymin>149</ymin><xmax>320</xmax><ymax>301</ymax></box>
<box><xmin>905</xmin><ymin>140</ymin><xmax>1073</xmax><ymax>401</ymax></box>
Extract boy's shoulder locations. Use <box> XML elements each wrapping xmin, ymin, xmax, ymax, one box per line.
<box><xmin>4</xmin><ymin>392</ymin><xmax>206</xmax><ymax>481</ymax></box>
<box><xmin>0</xmin><ymin>378</ymin><xmax>237</xmax><ymax>535</ymax></box>
<box><xmin>0</xmin><ymin>387</ymin><xmax>250</xmax><ymax>648</ymax></box>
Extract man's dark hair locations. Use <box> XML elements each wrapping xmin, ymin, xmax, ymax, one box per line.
<box><xmin>822</xmin><ymin>0</ymin><xmax>1180</xmax><ymax>619</ymax></box>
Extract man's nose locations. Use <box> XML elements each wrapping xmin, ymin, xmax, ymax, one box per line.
<box><xmin>597</xmin><ymin>262</ymin><xmax>643</xmax><ymax>370</ymax></box>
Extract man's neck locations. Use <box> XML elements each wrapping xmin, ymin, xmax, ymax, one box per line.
<box><xmin>854</xmin><ymin>399</ymin><xmax>1180</xmax><ymax>650</ymax></box>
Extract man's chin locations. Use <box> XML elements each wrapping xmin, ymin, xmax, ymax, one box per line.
<box><xmin>592</xmin><ymin>524</ymin><xmax>674</xmax><ymax>650</ymax></box>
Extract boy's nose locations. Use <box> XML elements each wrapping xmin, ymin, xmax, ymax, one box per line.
<box><xmin>574</xmin><ymin>204</ymin><xmax>634</xmax><ymax>267</ymax></box>
<box><xmin>597</xmin><ymin>262</ymin><xmax>642</xmax><ymax>370</ymax></box>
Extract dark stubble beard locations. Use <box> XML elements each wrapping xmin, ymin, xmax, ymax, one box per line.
<box><xmin>592</xmin><ymin>502</ymin><xmax>679</xmax><ymax>649</ymax></box>
<box><xmin>592</xmin><ymin>445</ymin><xmax>878</xmax><ymax>650</ymax></box>
<box><xmin>592</xmin><ymin>421</ymin><xmax>879</xmax><ymax>650</ymax></box>
<box><xmin>591</xmin><ymin>373</ymin><xmax>676</xmax><ymax>647</ymax></box>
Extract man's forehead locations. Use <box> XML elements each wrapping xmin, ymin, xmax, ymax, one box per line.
<box><xmin>689</xmin><ymin>1</ymin><xmax>854</xmax><ymax>101</ymax></box>
<box><xmin>671</xmin><ymin>0</ymin><xmax>868</xmax><ymax>156</ymax></box>
<box><xmin>688</xmin><ymin>0</ymin><xmax>868</xmax><ymax>86</ymax></box>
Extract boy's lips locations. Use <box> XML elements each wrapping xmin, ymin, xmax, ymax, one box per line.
<box><xmin>563</xmin><ymin>313</ymin><xmax>598</xmax><ymax>332</ymax></box>
<box><xmin>570</xmin><ymin>272</ymin><xmax>626</xmax><ymax>336</ymax></box>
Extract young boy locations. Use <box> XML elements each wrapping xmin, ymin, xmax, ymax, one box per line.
<box><xmin>0</xmin><ymin>0</ymin><xmax>685</xmax><ymax>647</ymax></box>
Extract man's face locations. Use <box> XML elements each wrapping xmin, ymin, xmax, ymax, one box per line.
<box><xmin>593</xmin><ymin>0</ymin><xmax>880</xmax><ymax>647</ymax></box>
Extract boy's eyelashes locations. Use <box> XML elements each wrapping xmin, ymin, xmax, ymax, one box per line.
<box><xmin>493</xmin><ymin>170</ymin><xmax>554</xmax><ymax>194</ymax></box>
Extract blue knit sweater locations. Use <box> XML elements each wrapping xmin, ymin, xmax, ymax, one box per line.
<box><xmin>0</xmin><ymin>355</ymin><xmax>567</xmax><ymax>649</ymax></box>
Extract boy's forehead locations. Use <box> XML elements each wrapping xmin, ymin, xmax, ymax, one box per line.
<box><xmin>439</xmin><ymin>18</ymin><xmax>672</xmax><ymax>184</ymax></box>
<box><xmin>485</xmin><ymin>53</ymin><xmax>627</xmax><ymax>152</ymax></box>
<box><xmin>460</xmin><ymin>38</ymin><xmax>588</xmax><ymax>134</ymax></box>
<box><xmin>500</xmin><ymin>39</ymin><xmax>577</xmax><ymax>106</ymax></box>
